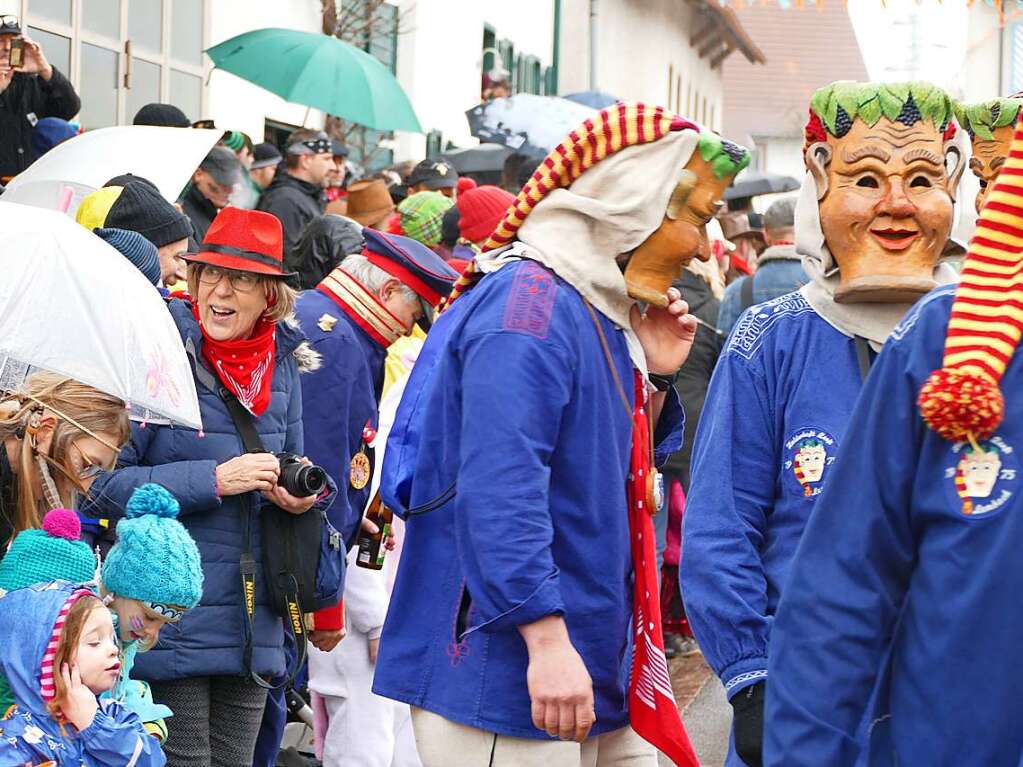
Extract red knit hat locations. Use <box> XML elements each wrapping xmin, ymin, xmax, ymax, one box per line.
<box><xmin>456</xmin><ymin>177</ymin><xmax>477</xmax><ymax>196</ymax></box>
<box><xmin>182</xmin><ymin>207</ymin><xmax>295</xmax><ymax>277</ymax></box>
<box><xmin>457</xmin><ymin>185</ymin><xmax>516</xmax><ymax>244</ymax></box>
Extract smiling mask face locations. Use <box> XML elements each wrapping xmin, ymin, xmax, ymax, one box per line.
<box><xmin>813</xmin><ymin>117</ymin><xmax>956</xmax><ymax>303</ymax></box>
<box><xmin>969</xmin><ymin>124</ymin><xmax>1014</xmax><ymax>214</ymax></box>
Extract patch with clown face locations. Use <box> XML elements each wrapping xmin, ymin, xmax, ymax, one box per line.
<box><xmin>784</xmin><ymin>429</ymin><xmax>837</xmax><ymax>498</ymax></box>
<box><xmin>944</xmin><ymin>436</ymin><xmax>1019</xmax><ymax>517</ymax></box>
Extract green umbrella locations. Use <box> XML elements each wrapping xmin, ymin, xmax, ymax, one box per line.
<box><xmin>206</xmin><ymin>28</ymin><xmax>422</xmax><ymax>133</ymax></box>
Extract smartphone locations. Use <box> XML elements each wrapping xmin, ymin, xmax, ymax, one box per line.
<box><xmin>8</xmin><ymin>37</ymin><xmax>23</xmax><ymax>68</ymax></box>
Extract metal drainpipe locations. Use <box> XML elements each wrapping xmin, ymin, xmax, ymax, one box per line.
<box><xmin>589</xmin><ymin>0</ymin><xmax>599</xmax><ymax>91</ymax></box>
<box><xmin>552</xmin><ymin>0</ymin><xmax>562</xmax><ymax>94</ymax></box>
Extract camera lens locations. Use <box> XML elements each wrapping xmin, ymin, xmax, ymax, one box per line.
<box><xmin>276</xmin><ymin>453</ymin><xmax>328</xmax><ymax>497</ymax></box>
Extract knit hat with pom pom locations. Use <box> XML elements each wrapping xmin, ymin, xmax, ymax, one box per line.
<box><xmin>0</xmin><ymin>509</ymin><xmax>97</xmax><ymax>592</ymax></box>
<box><xmin>101</xmin><ymin>483</ymin><xmax>203</xmax><ymax>609</ymax></box>
<box><xmin>917</xmin><ymin>111</ymin><xmax>1023</xmax><ymax>444</ymax></box>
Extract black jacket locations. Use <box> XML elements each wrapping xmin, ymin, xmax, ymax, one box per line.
<box><xmin>662</xmin><ymin>269</ymin><xmax>724</xmax><ymax>491</ymax></box>
<box><xmin>0</xmin><ymin>68</ymin><xmax>81</xmax><ymax>179</ymax></box>
<box><xmin>258</xmin><ymin>172</ymin><xmax>325</xmax><ymax>262</ymax></box>
<box><xmin>179</xmin><ymin>183</ymin><xmax>219</xmax><ymax>244</ymax></box>
<box><xmin>287</xmin><ymin>214</ymin><xmax>365</xmax><ymax>290</ymax></box>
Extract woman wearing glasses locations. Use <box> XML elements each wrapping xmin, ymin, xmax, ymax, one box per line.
<box><xmin>81</xmin><ymin>208</ymin><xmax>332</xmax><ymax>767</ymax></box>
<box><xmin>0</xmin><ymin>372</ymin><xmax>128</xmax><ymax>551</ymax></box>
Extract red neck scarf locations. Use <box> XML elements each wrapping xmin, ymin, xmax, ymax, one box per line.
<box><xmin>193</xmin><ymin>304</ymin><xmax>277</xmax><ymax>416</ymax></box>
<box><xmin>628</xmin><ymin>371</ymin><xmax>699</xmax><ymax>767</ymax></box>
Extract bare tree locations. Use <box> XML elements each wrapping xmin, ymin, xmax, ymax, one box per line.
<box><xmin>320</xmin><ymin>0</ymin><xmax>414</xmax><ymax>171</ymax></box>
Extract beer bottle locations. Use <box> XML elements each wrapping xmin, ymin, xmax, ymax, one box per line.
<box><xmin>356</xmin><ymin>492</ymin><xmax>393</xmax><ymax>570</ymax></box>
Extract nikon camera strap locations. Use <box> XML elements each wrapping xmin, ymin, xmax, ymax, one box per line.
<box><xmin>221</xmin><ymin>387</ymin><xmax>308</xmax><ymax>691</ymax></box>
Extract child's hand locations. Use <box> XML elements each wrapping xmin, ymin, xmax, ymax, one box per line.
<box><xmin>60</xmin><ymin>663</ymin><xmax>98</xmax><ymax>732</ymax></box>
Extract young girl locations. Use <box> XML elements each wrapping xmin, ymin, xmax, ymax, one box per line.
<box><xmin>0</xmin><ymin>483</ymin><xmax>203</xmax><ymax>741</ymax></box>
<box><xmin>0</xmin><ymin>582</ymin><xmax>166</xmax><ymax>765</ymax></box>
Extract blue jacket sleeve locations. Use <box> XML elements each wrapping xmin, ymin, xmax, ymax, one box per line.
<box><xmin>456</xmin><ymin>330</ymin><xmax>574</xmax><ymax>635</ymax></box>
<box><xmin>764</xmin><ymin>338</ymin><xmax>918</xmax><ymax>767</ymax></box>
<box><xmin>81</xmin><ymin>422</ymin><xmax>220</xmax><ymax>520</ymax></box>
<box><xmin>717</xmin><ymin>280</ymin><xmax>743</xmax><ymax>334</ymax></box>
<box><xmin>680</xmin><ymin>346</ymin><xmax>776</xmax><ymax>697</ymax></box>
<box><xmin>80</xmin><ymin>703</ymin><xmax>167</xmax><ymax>767</ymax></box>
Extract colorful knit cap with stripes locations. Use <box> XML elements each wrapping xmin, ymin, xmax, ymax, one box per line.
<box><xmin>444</xmin><ymin>103</ymin><xmax>700</xmax><ymax>307</ymax></box>
<box><xmin>40</xmin><ymin>588</ymin><xmax>96</xmax><ymax>703</ymax></box>
<box><xmin>917</xmin><ymin>113</ymin><xmax>1023</xmax><ymax>443</ymax></box>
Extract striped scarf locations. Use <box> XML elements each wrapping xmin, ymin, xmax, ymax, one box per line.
<box><xmin>318</xmin><ymin>267</ymin><xmax>407</xmax><ymax>348</ymax></box>
<box><xmin>918</xmin><ymin>115</ymin><xmax>1023</xmax><ymax>442</ymax></box>
<box><xmin>443</xmin><ymin>103</ymin><xmax>697</xmax><ymax>309</ymax></box>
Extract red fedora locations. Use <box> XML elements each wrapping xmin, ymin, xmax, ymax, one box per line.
<box><xmin>183</xmin><ymin>207</ymin><xmax>296</xmax><ymax>277</ymax></box>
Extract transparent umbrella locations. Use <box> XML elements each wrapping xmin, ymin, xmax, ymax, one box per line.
<box><xmin>0</xmin><ymin>202</ymin><xmax>202</xmax><ymax>430</ymax></box>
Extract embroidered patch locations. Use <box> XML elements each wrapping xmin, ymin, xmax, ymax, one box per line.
<box><xmin>943</xmin><ymin>435</ymin><xmax>1018</xmax><ymax>517</ymax></box>
<box><xmin>728</xmin><ymin>291</ymin><xmax>815</xmax><ymax>360</ymax></box>
<box><xmin>317</xmin><ymin>313</ymin><xmax>338</xmax><ymax>332</ymax></box>
<box><xmin>502</xmin><ymin>263</ymin><xmax>558</xmax><ymax>340</ymax></box>
<box><xmin>783</xmin><ymin>428</ymin><xmax>837</xmax><ymax>498</ymax></box>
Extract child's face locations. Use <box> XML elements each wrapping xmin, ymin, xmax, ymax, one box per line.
<box><xmin>76</xmin><ymin>606</ymin><xmax>121</xmax><ymax>694</ymax></box>
<box><xmin>111</xmin><ymin>597</ymin><xmax>172</xmax><ymax>648</ymax></box>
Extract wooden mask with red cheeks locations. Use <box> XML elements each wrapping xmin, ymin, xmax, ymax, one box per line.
<box><xmin>625</xmin><ymin>134</ymin><xmax>749</xmax><ymax>307</ymax></box>
<box><xmin>958</xmin><ymin>98</ymin><xmax>1023</xmax><ymax>215</ymax></box>
<box><xmin>804</xmin><ymin>82</ymin><xmax>963</xmax><ymax>304</ymax></box>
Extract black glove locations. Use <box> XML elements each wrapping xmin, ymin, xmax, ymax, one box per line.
<box><xmin>729</xmin><ymin>680</ymin><xmax>765</xmax><ymax>767</ymax></box>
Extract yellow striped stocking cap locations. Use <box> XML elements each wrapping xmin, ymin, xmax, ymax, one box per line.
<box><xmin>443</xmin><ymin>103</ymin><xmax>703</xmax><ymax>308</ymax></box>
<box><xmin>917</xmin><ymin>114</ymin><xmax>1023</xmax><ymax>442</ymax></box>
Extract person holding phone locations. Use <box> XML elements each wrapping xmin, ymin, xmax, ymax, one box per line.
<box><xmin>0</xmin><ymin>14</ymin><xmax>81</xmax><ymax>181</ymax></box>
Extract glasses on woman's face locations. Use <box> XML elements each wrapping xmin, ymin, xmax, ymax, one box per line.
<box><xmin>70</xmin><ymin>441</ymin><xmax>112</xmax><ymax>480</ymax></box>
<box><xmin>198</xmin><ymin>265</ymin><xmax>261</xmax><ymax>293</ymax></box>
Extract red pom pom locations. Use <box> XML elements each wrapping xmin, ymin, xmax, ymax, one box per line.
<box><xmin>943</xmin><ymin>121</ymin><xmax>958</xmax><ymax>142</ymax></box>
<box><xmin>804</xmin><ymin>111</ymin><xmax>827</xmax><ymax>147</ymax></box>
<box><xmin>918</xmin><ymin>368</ymin><xmax>1005</xmax><ymax>442</ymax></box>
<box><xmin>41</xmin><ymin>508</ymin><xmax>82</xmax><ymax>541</ymax></box>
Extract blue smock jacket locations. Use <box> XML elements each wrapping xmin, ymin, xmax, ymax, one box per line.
<box><xmin>81</xmin><ymin>299</ymin><xmax>335</xmax><ymax>681</ymax></box>
<box><xmin>295</xmin><ymin>289</ymin><xmax>386</xmax><ymax>546</ymax></box>
<box><xmin>682</xmin><ymin>291</ymin><xmax>870</xmax><ymax>714</ymax></box>
<box><xmin>373</xmin><ymin>260</ymin><xmax>683</xmax><ymax>738</ymax></box>
<box><xmin>0</xmin><ymin>582</ymin><xmax>165</xmax><ymax>767</ymax></box>
<box><xmin>765</xmin><ymin>285</ymin><xmax>1023</xmax><ymax>767</ymax></box>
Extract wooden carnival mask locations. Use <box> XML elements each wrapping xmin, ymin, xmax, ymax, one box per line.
<box><xmin>625</xmin><ymin>135</ymin><xmax>748</xmax><ymax>307</ymax></box>
<box><xmin>959</xmin><ymin>99</ymin><xmax>1023</xmax><ymax>214</ymax></box>
<box><xmin>804</xmin><ymin>82</ymin><xmax>963</xmax><ymax>304</ymax></box>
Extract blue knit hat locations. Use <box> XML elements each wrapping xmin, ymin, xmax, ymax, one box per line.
<box><xmin>101</xmin><ymin>484</ymin><xmax>203</xmax><ymax>610</ymax></box>
<box><xmin>31</xmin><ymin>117</ymin><xmax>77</xmax><ymax>156</ymax></box>
<box><xmin>94</xmin><ymin>227</ymin><xmax>161</xmax><ymax>286</ymax></box>
<box><xmin>0</xmin><ymin>509</ymin><xmax>97</xmax><ymax>593</ymax></box>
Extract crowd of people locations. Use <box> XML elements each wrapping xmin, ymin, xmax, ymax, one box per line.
<box><xmin>5</xmin><ymin>11</ymin><xmax>1023</xmax><ymax>767</ymax></box>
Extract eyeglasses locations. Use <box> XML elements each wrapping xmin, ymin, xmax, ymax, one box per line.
<box><xmin>70</xmin><ymin>441</ymin><xmax>111</xmax><ymax>480</ymax></box>
<box><xmin>198</xmin><ymin>264</ymin><xmax>261</xmax><ymax>293</ymax></box>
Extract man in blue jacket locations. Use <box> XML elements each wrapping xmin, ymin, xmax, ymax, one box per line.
<box><xmin>252</xmin><ymin>230</ymin><xmax>458</xmax><ymax>767</ymax></box>
<box><xmin>374</xmin><ymin>104</ymin><xmax>749</xmax><ymax>766</ymax></box>
<box><xmin>764</xmin><ymin>114</ymin><xmax>1023</xmax><ymax>767</ymax></box>
<box><xmin>680</xmin><ymin>81</ymin><xmax>964</xmax><ymax>767</ymax></box>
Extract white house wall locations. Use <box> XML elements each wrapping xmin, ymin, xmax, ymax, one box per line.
<box><xmin>206</xmin><ymin>0</ymin><xmax>324</xmax><ymax>139</ymax></box>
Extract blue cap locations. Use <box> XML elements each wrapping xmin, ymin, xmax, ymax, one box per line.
<box><xmin>361</xmin><ymin>228</ymin><xmax>459</xmax><ymax>306</ymax></box>
<box><xmin>31</xmin><ymin>117</ymin><xmax>77</xmax><ymax>156</ymax></box>
<box><xmin>94</xmin><ymin>227</ymin><xmax>161</xmax><ymax>286</ymax></box>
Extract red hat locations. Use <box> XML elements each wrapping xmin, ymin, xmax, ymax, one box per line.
<box><xmin>456</xmin><ymin>177</ymin><xmax>477</xmax><ymax>196</ymax></box>
<box><xmin>183</xmin><ymin>207</ymin><xmax>295</xmax><ymax>277</ymax></box>
<box><xmin>457</xmin><ymin>185</ymin><xmax>515</xmax><ymax>245</ymax></box>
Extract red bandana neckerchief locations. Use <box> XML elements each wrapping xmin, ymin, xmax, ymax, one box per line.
<box><xmin>317</xmin><ymin>267</ymin><xmax>408</xmax><ymax>348</ymax></box>
<box><xmin>193</xmin><ymin>304</ymin><xmax>277</xmax><ymax>416</ymax></box>
<box><xmin>628</xmin><ymin>371</ymin><xmax>699</xmax><ymax>767</ymax></box>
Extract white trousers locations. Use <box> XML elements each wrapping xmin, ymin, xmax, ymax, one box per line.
<box><xmin>314</xmin><ymin>631</ymin><xmax>420</xmax><ymax>767</ymax></box>
<box><xmin>411</xmin><ymin>708</ymin><xmax>658</xmax><ymax>767</ymax></box>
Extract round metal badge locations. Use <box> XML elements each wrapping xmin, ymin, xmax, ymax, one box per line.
<box><xmin>350</xmin><ymin>451</ymin><xmax>371</xmax><ymax>490</ymax></box>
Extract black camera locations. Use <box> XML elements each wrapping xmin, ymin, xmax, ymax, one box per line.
<box><xmin>274</xmin><ymin>453</ymin><xmax>327</xmax><ymax>498</ymax></box>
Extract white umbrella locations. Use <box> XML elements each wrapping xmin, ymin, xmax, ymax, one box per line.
<box><xmin>1</xmin><ymin>126</ymin><xmax>220</xmax><ymax>218</ymax></box>
<box><xmin>0</xmin><ymin>201</ymin><xmax>202</xmax><ymax>430</ymax></box>
<box><xmin>466</xmin><ymin>94</ymin><xmax>597</xmax><ymax>153</ymax></box>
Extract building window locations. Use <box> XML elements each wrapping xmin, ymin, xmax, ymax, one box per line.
<box><xmin>342</xmin><ymin>0</ymin><xmax>399</xmax><ymax>171</ymax></box>
<box><xmin>19</xmin><ymin>0</ymin><xmax>207</xmax><ymax>128</ymax></box>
